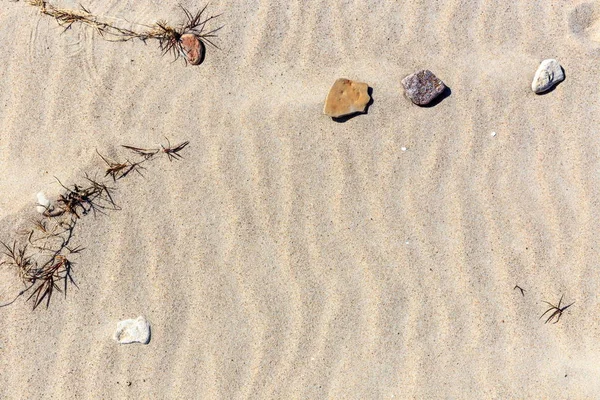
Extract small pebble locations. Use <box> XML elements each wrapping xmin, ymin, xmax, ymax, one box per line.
<box><xmin>531</xmin><ymin>59</ymin><xmax>564</xmax><ymax>94</ymax></box>
<box><xmin>114</xmin><ymin>316</ymin><xmax>151</xmax><ymax>344</ymax></box>
<box><xmin>180</xmin><ymin>33</ymin><xmax>206</xmax><ymax>66</ymax></box>
<box><xmin>491</xmin><ymin>131</ymin><xmax>497</xmax><ymax>137</ymax></box>
<box><xmin>401</xmin><ymin>70</ymin><xmax>446</xmax><ymax>106</ymax></box>
<box><xmin>323</xmin><ymin>78</ymin><xmax>371</xmax><ymax>118</ymax></box>
<box><xmin>401</xmin><ymin>147</ymin><xmax>407</xmax><ymax>151</ymax></box>
<box><xmin>36</xmin><ymin>192</ymin><xmax>50</xmax><ymax>214</ymax></box>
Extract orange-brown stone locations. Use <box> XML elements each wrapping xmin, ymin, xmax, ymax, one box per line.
<box><xmin>323</xmin><ymin>78</ymin><xmax>371</xmax><ymax>118</ymax></box>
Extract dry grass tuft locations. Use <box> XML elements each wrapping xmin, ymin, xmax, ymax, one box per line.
<box><xmin>0</xmin><ymin>139</ymin><xmax>190</xmax><ymax>310</ymax></box>
<box><xmin>25</xmin><ymin>1</ymin><xmax>222</xmax><ymax>64</ymax></box>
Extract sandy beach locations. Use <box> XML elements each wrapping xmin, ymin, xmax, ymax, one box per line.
<box><xmin>1</xmin><ymin>0</ymin><xmax>600</xmax><ymax>398</ymax></box>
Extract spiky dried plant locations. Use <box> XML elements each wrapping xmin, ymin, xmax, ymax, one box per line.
<box><xmin>0</xmin><ymin>139</ymin><xmax>189</xmax><ymax>310</ymax></box>
<box><xmin>26</xmin><ymin>1</ymin><xmax>222</xmax><ymax>64</ymax></box>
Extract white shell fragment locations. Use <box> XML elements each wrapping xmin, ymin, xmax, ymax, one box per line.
<box><xmin>531</xmin><ymin>59</ymin><xmax>564</xmax><ymax>94</ymax></box>
<box><xmin>36</xmin><ymin>192</ymin><xmax>50</xmax><ymax>214</ymax></box>
<box><xmin>114</xmin><ymin>316</ymin><xmax>151</xmax><ymax>344</ymax></box>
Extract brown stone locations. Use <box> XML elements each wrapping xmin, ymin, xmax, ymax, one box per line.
<box><xmin>401</xmin><ymin>70</ymin><xmax>446</xmax><ymax>106</ymax></box>
<box><xmin>323</xmin><ymin>78</ymin><xmax>371</xmax><ymax>118</ymax></box>
<box><xmin>180</xmin><ymin>33</ymin><xmax>206</xmax><ymax>66</ymax></box>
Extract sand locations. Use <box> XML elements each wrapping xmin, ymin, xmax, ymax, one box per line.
<box><xmin>1</xmin><ymin>0</ymin><xmax>600</xmax><ymax>398</ymax></box>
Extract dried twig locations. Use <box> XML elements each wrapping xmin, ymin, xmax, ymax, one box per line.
<box><xmin>26</xmin><ymin>1</ymin><xmax>222</xmax><ymax>64</ymax></box>
<box><xmin>0</xmin><ymin>139</ymin><xmax>189</xmax><ymax>310</ymax></box>
<box><xmin>161</xmin><ymin>138</ymin><xmax>189</xmax><ymax>161</ymax></box>
<box><xmin>540</xmin><ymin>294</ymin><xmax>574</xmax><ymax>324</ymax></box>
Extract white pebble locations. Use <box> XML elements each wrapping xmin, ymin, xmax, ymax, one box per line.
<box><xmin>531</xmin><ymin>59</ymin><xmax>564</xmax><ymax>94</ymax></box>
<box><xmin>401</xmin><ymin>147</ymin><xmax>407</xmax><ymax>151</ymax></box>
<box><xmin>114</xmin><ymin>316</ymin><xmax>151</xmax><ymax>344</ymax></box>
<box><xmin>491</xmin><ymin>131</ymin><xmax>497</xmax><ymax>137</ymax></box>
<box><xmin>36</xmin><ymin>192</ymin><xmax>50</xmax><ymax>214</ymax></box>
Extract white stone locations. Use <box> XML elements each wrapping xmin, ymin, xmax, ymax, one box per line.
<box><xmin>401</xmin><ymin>147</ymin><xmax>407</xmax><ymax>151</ymax></box>
<box><xmin>531</xmin><ymin>59</ymin><xmax>564</xmax><ymax>94</ymax></box>
<box><xmin>114</xmin><ymin>316</ymin><xmax>151</xmax><ymax>344</ymax></box>
<box><xmin>36</xmin><ymin>192</ymin><xmax>50</xmax><ymax>214</ymax></box>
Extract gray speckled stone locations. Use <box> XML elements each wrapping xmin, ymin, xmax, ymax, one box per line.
<box><xmin>401</xmin><ymin>70</ymin><xmax>446</xmax><ymax>106</ymax></box>
<box><xmin>114</xmin><ymin>316</ymin><xmax>151</xmax><ymax>344</ymax></box>
<box><xmin>531</xmin><ymin>59</ymin><xmax>564</xmax><ymax>94</ymax></box>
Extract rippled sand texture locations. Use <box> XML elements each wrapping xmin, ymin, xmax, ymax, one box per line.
<box><xmin>2</xmin><ymin>0</ymin><xmax>600</xmax><ymax>398</ymax></box>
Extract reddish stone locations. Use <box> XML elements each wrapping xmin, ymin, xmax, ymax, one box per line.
<box><xmin>180</xmin><ymin>33</ymin><xmax>206</xmax><ymax>65</ymax></box>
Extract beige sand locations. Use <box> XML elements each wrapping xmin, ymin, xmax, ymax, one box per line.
<box><xmin>1</xmin><ymin>0</ymin><xmax>600</xmax><ymax>398</ymax></box>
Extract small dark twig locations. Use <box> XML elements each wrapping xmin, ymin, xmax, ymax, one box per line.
<box><xmin>161</xmin><ymin>138</ymin><xmax>189</xmax><ymax>161</ymax></box>
<box><xmin>0</xmin><ymin>285</ymin><xmax>35</xmax><ymax>308</ymax></box>
<box><xmin>96</xmin><ymin>150</ymin><xmax>143</xmax><ymax>181</ymax></box>
<box><xmin>514</xmin><ymin>285</ymin><xmax>525</xmax><ymax>296</ymax></box>
<box><xmin>540</xmin><ymin>294</ymin><xmax>574</xmax><ymax>324</ymax></box>
<box><xmin>121</xmin><ymin>145</ymin><xmax>159</xmax><ymax>159</ymax></box>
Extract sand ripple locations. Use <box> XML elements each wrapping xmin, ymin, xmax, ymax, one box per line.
<box><xmin>1</xmin><ymin>0</ymin><xmax>600</xmax><ymax>398</ymax></box>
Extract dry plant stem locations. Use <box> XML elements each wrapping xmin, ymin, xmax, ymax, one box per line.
<box><xmin>0</xmin><ymin>215</ymin><xmax>80</xmax><ymax>309</ymax></box>
<box><xmin>0</xmin><ymin>242</ymin><xmax>38</xmax><ymax>308</ymax></box>
<box><xmin>162</xmin><ymin>139</ymin><xmax>190</xmax><ymax>161</ymax></box>
<box><xmin>121</xmin><ymin>138</ymin><xmax>190</xmax><ymax>162</ymax></box>
<box><xmin>514</xmin><ymin>285</ymin><xmax>525</xmax><ymax>296</ymax></box>
<box><xmin>0</xmin><ymin>139</ymin><xmax>189</xmax><ymax>310</ymax></box>
<box><xmin>30</xmin><ymin>0</ymin><xmax>140</xmax><ymax>39</ymax></box>
<box><xmin>97</xmin><ymin>151</ymin><xmax>138</xmax><ymax>181</ymax></box>
<box><xmin>50</xmin><ymin>174</ymin><xmax>121</xmax><ymax>219</ymax></box>
<box><xmin>27</xmin><ymin>1</ymin><xmax>222</xmax><ymax>63</ymax></box>
<box><xmin>540</xmin><ymin>294</ymin><xmax>574</xmax><ymax>324</ymax></box>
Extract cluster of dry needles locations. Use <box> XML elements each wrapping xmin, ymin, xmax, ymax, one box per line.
<box><xmin>0</xmin><ymin>139</ymin><xmax>189</xmax><ymax>310</ymax></box>
<box><xmin>540</xmin><ymin>294</ymin><xmax>574</xmax><ymax>324</ymax></box>
<box><xmin>27</xmin><ymin>0</ymin><xmax>222</xmax><ymax>64</ymax></box>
